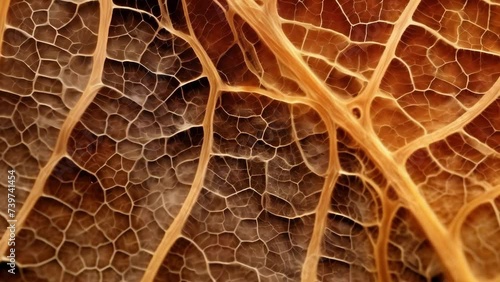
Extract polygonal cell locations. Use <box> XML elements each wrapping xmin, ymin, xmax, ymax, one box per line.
<box><xmin>464</xmin><ymin>100</ymin><xmax>500</xmax><ymax>153</ymax></box>
<box><xmin>166</xmin><ymin>0</ymin><xmax>189</xmax><ymax>32</ymax></box>
<box><xmin>213</xmin><ymin>92</ymin><xmax>291</xmax><ymax>159</ymax></box>
<box><xmin>107</xmin><ymin>8</ymin><xmax>163</xmax><ymax>63</ymax></box>
<box><xmin>113</xmin><ymin>0</ymin><xmax>161</xmax><ymax>18</ymax></box>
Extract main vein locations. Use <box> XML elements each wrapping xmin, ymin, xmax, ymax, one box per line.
<box><xmin>227</xmin><ymin>0</ymin><xmax>477</xmax><ymax>281</ymax></box>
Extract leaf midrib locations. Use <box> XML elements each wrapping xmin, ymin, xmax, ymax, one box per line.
<box><xmin>227</xmin><ymin>0</ymin><xmax>477</xmax><ymax>281</ymax></box>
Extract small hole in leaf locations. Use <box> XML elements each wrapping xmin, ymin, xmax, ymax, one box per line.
<box><xmin>386</xmin><ymin>186</ymin><xmax>399</xmax><ymax>201</ymax></box>
<box><xmin>352</xmin><ymin>107</ymin><xmax>361</xmax><ymax>119</ymax></box>
<box><xmin>0</xmin><ymin>260</ymin><xmax>15</xmax><ymax>274</ymax></box>
<box><xmin>431</xmin><ymin>273</ymin><xmax>445</xmax><ymax>282</ymax></box>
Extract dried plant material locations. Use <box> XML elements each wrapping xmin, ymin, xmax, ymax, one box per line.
<box><xmin>0</xmin><ymin>0</ymin><xmax>499</xmax><ymax>281</ymax></box>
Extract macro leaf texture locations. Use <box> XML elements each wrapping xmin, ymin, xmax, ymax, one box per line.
<box><xmin>0</xmin><ymin>0</ymin><xmax>499</xmax><ymax>281</ymax></box>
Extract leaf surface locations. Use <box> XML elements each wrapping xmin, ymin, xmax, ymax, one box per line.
<box><xmin>0</xmin><ymin>0</ymin><xmax>499</xmax><ymax>281</ymax></box>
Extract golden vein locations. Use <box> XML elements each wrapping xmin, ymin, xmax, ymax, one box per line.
<box><xmin>140</xmin><ymin>3</ymin><xmax>222</xmax><ymax>280</ymax></box>
<box><xmin>354</xmin><ymin>0</ymin><xmax>422</xmax><ymax>118</ymax></box>
<box><xmin>0</xmin><ymin>0</ymin><xmax>10</xmax><ymax>56</ymax></box>
<box><xmin>227</xmin><ymin>0</ymin><xmax>478</xmax><ymax>280</ymax></box>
